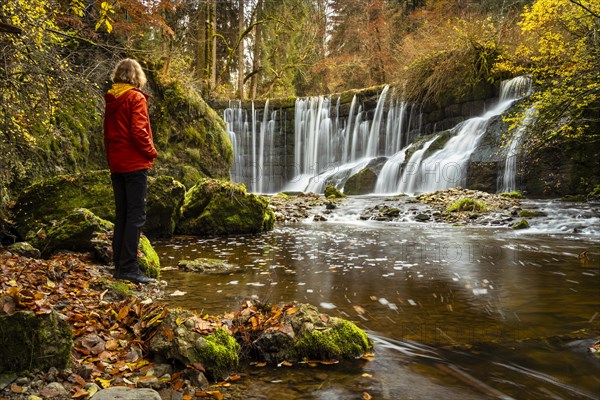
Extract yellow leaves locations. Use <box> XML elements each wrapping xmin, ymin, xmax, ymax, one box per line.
<box><xmin>95</xmin><ymin>377</ymin><xmax>111</xmax><ymax>389</ymax></box>
<box><xmin>95</xmin><ymin>2</ymin><xmax>115</xmax><ymax>33</ymax></box>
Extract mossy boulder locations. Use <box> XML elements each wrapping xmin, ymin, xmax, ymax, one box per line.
<box><xmin>247</xmin><ymin>303</ymin><xmax>372</xmax><ymax>363</ymax></box>
<box><xmin>151</xmin><ymin>79</ymin><xmax>234</xmax><ymax>181</ymax></box>
<box><xmin>13</xmin><ymin>170</ymin><xmax>114</xmax><ymax>239</ymax></box>
<box><xmin>7</xmin><ymin>242</ymin><xmax>41</xmax><ymax>258</ymax></box>
<box><xmin>145</xmin><ymin>176</ymin><xmax>186</xmax><ymax>238</ymax></box>
<box><xmin>178</xmin><ymin>179</ymin><xmax>275</xmax><ymax>235</ymax></box>
<box><xmin>324</xmin><ymin>185</ymin><xmax>346</xmax><ymax>199</ymax></box>
<box><xmin>513</xmin><ymin>218</ymin><xmax>530</xmax><ymax>229</ymax></box>
<box><xmin>0</xmin><ymin>311</ymin><xmax>73</xmax><ymax>373</ymax></box>
<box><xmin>148</xmin><ymin>309</ymin><xmax>239</xmax><ymax>379</ymax></box>
<box><xmin>344</xmin><ymin>168</ymin><xmax>378</xmax><ymax>195</ymax></box>
<box><xmin>30</xmin><ymin>208</ymin><xmax>113</xmax><ymax>257</ymax></box>
<box><xmin>519</xmin><ymin>209</ymin><xmax>547</xmax><ymax>218</ymax></box>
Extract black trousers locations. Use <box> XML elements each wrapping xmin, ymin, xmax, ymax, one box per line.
<box><xmin>111</xmin><ymin>169</ymin><xmax>148</xmax><ymax>272</ymax></box>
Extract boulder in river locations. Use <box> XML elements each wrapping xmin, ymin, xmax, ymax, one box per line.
<box><xmin>148</xmin><ymin>309</ymin><xmax>240</xmax><ymax>379</ymax></box>
<box><xmin>178</xmin><ymin>179</ymin><xmax>275</xmax><ymax>235</ymax></box>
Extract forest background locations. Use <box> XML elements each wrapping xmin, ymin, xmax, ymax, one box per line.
<box><xmin>0</xmin><ymin>0</ymin><xmax>599</xmax><ymax>219</ymax></box>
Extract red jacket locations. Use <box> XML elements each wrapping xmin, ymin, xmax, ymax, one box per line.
<box><xmin>104</xmin><ymin>88</ymin><xmax>158</xmax><ymax>173</ymax></box>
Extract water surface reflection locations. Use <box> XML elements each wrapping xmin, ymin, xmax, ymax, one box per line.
<box><xmin>155</xmin><ymin>199</ymin><xmax>600</xmax><ymax>399</ymax></box>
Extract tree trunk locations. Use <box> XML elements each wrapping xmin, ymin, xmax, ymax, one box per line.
<box><xmin>237</xmin><ymin>0</ymin><xmax>245</xmax><ymax>100</ymax></box>
<box><xmin>250</xmin><ymin>0</ymin><xmax>262</xmax><ymax>100</ymax></box>
<box><xmin>209</xmin><ymin>0</ymin><xmax>217</xmax><ymax>91</ymax></box>
<box><xmin>196</xmin><ymin>0</ymin><xmax>207</xmax><ymax>86</ymax></box>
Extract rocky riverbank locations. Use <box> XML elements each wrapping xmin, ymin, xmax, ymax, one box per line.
<box><xmin>0</xmin><ymin>249</ymin><xmax>372</xmax><ymax>400</ymax></box>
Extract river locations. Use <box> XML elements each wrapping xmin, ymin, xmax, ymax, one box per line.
<box><xmin>154</xmin><ymin>197</ymin><xmax>600</xmax><ymax>400</ymax></box>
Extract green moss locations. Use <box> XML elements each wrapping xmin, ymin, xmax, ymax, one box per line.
<box><xmin>588</xmin><ymin>184</ymin><xmax>600</xmax><ymax>199</ymax></box>
<box><xmin>0</xmin><ymin>311</ymin><xmax>73</xmax><ymax>373</ymax></box>
<box><xmin>295</xmin><ymin>319</ymin><xmax>372</xmax><ymax>360</ymax></box>
<box><xmin>447</xmin><ymin>198</ymin><xmax>488</xmax><ymax>212</ymax></box>
<box><xmin>179</xmin><ymin>179</ymin><xmax>273</xmax><ymax>235</ymax></box>
<box><xmin>519</xmin><ymin>209</ymin><xmax>546</xmax><ymax>218</ymax></box>
<box><xmin>324</xmin><ymin>185</ymin><xmax>346</xmax><ymax>199</ymax></box>
<box><xmin>14</xmin><ymin>170</ymin><xmax>114</xmax><ymax>238</ymax></box>
<box><xmin>138</xmin><ymin>235</ymin><xmax>160</xmax><ymax>278</ymax></box>
<box><xmin>513</xmin><ymin>218</ymin><xmax>530</xmax><ymax>229</ymax></box>
<box><xmin>499</xmin><ymin>191</ymin><xmax>525</xmax><ymax>199</ymax></box>
<box><xmin>181</xmin><ymin>166</ymin><xmax>204</xmax><ymax>189</ymax></box>
<box><xmin>198</xmin><ymin>329</ymin><xmax>240</xmax><ymax>378</ymax></box>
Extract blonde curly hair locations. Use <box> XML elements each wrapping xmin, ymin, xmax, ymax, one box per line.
<box><xmin>111</xmin><ymin>58</ymin><xmax>147</xmax><ymax>89</ymax></box>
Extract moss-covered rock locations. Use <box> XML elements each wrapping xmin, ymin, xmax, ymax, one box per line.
<box><xmin>178</xmin><ymin>179</ymin><xmax>275</xmax><ymax>235</ymax></box>
<box><xmin>145</xmin><ymin>176</ymin><xmax>186</xmax><ymax>238</ymax></box>
<box><xmin>499</xmin><ymin>191</ymin><xmax>525</xmax><ymax>199</ymax></box>
<box><xmin>151</xmin><ymin>78</ymin><xmax>234</xmax><ymax>181</ymax></box>
<box><xmin>13</xmin><ymin>170</ymin><xmax>114</xmax><ymax>239</ymax></box>
<box><xmin>344</xmin><ymin>168</ymin><xmax>378</xmax><ymax>195</ymax></box>
<box><xmin>7</xmin><ymin>242</ymin><xmax>41</xmax><ymax>258</ymax></box>
<box><xmin>178</xmin><ymin>258</ymin><xmax>239</xmax><ymax>274</ymax></box>
<box><xmin>324</xmin><ymin>185</ymin><xmax>346</xmax><ymax>199</ymax></box>
<box><xmin>247</xmin><ymin>302</ymin><xmax>372</xmax><ymax>363</ymax></box>
<box><xmin>295</xmin><ymin>318</ymin><xmax>372</xmax><ymax>361</ymax></box>
<box><xmin>30</xmin><ymin>208</ymin><xmax>112</xmax><ymax>257</ymax></box>
<box><xmin>138</xmin><ymin>235</ymin><xmax>161</xmax><ymax>278</ymax></box>
<box><xmin>148</xmin><ymin>309</ymin><xmax>239</xmax><ymax>379</ymax></box>
<box><xmin>519</xmin><ymin>209</ymin><xmax>547</xmax><ymax>218</ymax></box>
<box><xmin>447</xmin><ymin>198</ymin><xmax>488</xmax><ymax>212</ymax></box>
<box><xmin>0</xmin><ymin>311</ymin><xmax>73</xmax><ymax>373</ymax></box>
<box><xmin>513</xmin><ymin>218</ymin><xmax>530</xmax><ymax>229</ymax></box>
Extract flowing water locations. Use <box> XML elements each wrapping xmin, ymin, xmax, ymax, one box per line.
<box><xmin>154</xmin><ymin>197</ymin><xmax>600</xmax><ymax>400</ymax></box>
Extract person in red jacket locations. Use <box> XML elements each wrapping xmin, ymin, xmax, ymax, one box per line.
<box><xmin>104</xmin><ymin>58</ymin><xmax>158</xmax><ymax>284</ymax></box>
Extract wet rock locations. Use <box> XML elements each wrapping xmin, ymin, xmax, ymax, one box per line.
<box><xmin>512</xmin><ymin>218</ymin><xmax>530</xmax><ymax>229</ymax></box>
<box><xmin>415</xmin><ymin>213</ymin><xmax>431</xmax><ymax>222</ymax></box>
<box><xmin>313</xmin><ymin>214</ymin><xmax>328</xmax><ymax>222</ymax></box>
<box><xmin>90</xmin><ymin>386</ymin><xmax>161</xmax><ymax>400</ymax></box>
<box><xmin>178</xmin><ymin>258</ymin><xmax>239</xmax><ymax>274</ymax></box>
<box><xmin>7</xmin><ymin>241</ymin><xmax>40</xmax><ymax>258</ymax></box>
<box><xmin>245</xmin><ymin>302</ymin><xmax>372</xmax><ymax>363</ymax></box>
<box><xmin>148</xmin><ymin>309</ymin><xmax>239</xmax><ymax>379</ymax></box>
<box><xmin>344</xmin><ymin>168</ymin><xmax>377</xmax><ymax>195</ymax></box>
<box><xmin>178</xmin><ymin>179</ymin><xmax>275</xmax><ymax>235</ymax></box>
<box><xmin>0</xmin><ymin>311</ymin><xmax>73</xmax><ymax>373</ymax></box>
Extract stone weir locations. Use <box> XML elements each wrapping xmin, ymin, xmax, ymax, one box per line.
<box><xmin>209</xmin><ymin>82</ymin><xmax>501</xmax><ymax>194</ymax></box>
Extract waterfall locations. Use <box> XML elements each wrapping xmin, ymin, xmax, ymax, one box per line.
<box><xmin>286</xmin><ymin>85</ymin><xmax>410</xmax><ymax>192</ymax></box>
<box><xmin>375</xmin><ymin>76</ymin><xmax>532</xmax><ymax>195</ymax></box>
<box><xmin>498</xmin><ymin>105</ymin><xmax>536</xmax><ymax>193</ymax></box>
<box><xmin>224</xmin><ymin>100</ymin><xmax>280</xmax><ymax>193</ymax></box>
<box><xmin>374</xmin><ymin>144</ymin><xmax>411</xmax><ymax>194</ymax></box>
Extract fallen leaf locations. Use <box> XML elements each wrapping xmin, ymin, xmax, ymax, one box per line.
<box><xmin>286</xmin><ymin>307</ymin><xmax>299</xmax><ymax>315</ymax></box>
<box><xmin>71</xmin><ymin>388</ymin><xmax>89</xmax><ymax>399</ymax></box>
<box><xmin>277</xmin><ymin>360</ymin><xmax>293</xmax><ymax>367</ymax></box>
<box><xmin>363</xmin><ymin>392</ymin><xmax>372</xmax><ymax>400</ymax></box>
<box><xmin>10</xmin><ymin>383</ymin><xmax>25</xmax><ymax>393</ymax></box>
<box><xmin>117</xmin><ymin>305</ymin><xmax>130</xmax><ymax>320</ymax></box>
<box><xmin>353</xmin><ymin>305</ymin><xmax>366</xmax><ymax>314</ymax></box>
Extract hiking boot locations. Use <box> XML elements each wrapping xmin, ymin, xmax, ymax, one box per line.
<box><xmin>116</xmin><ymin>270</ymin><xmax>156</xmax><ymax>284</ymax></box>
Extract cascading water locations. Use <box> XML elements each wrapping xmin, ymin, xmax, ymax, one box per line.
<box><xmin>287</xmin><ymin>85</ymin><xmax>417</xmax><ymax>192</ymax></box>
<box><xmin>497</xmin><ymin>105</ymin><xmax>536</xmax><ymax>193</ymax></box>
<box><xmin>224</xmin><ymin>100</ymin><xmax>282</xmax><ymax>193</ymax></box>
<box><xmin>375</xmin><ymin>76</ymin><xmax>533</xmax><ymax>195</ymax></box>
